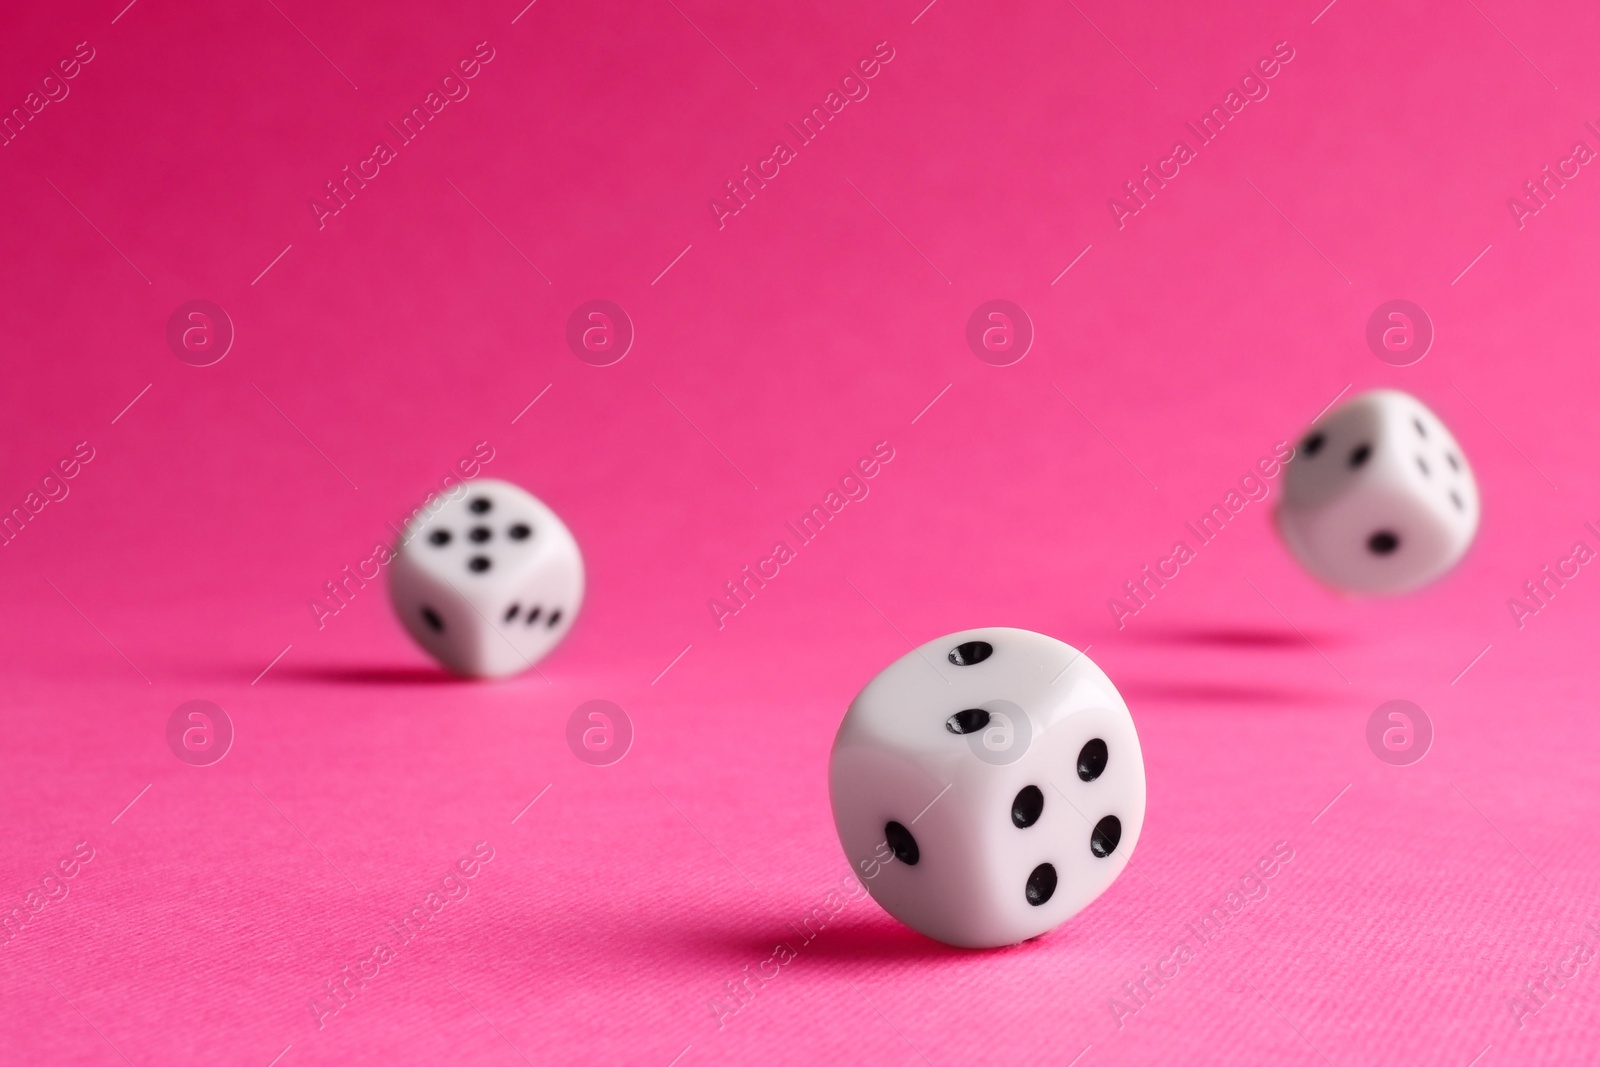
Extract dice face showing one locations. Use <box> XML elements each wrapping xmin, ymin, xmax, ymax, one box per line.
<box><xmin>388</xmin><ymin>479</ymin><xmax>584</xmax><ymax>678</ymax></box>
<box><xmin>1275</xmin><ymin>388</ymin><xmax>1480</xmax><ymax>595</ymax></box>
<box><xmin>829</xmin><ymin>627</ymin><xmax>1146</xmax><ymax>949</ymax></box>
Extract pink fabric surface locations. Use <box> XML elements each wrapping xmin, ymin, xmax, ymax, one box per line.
<box><xmin>3</xmin><ymin>0</ymin><xmax>1600</xmax><ymax>1063</ymax></box>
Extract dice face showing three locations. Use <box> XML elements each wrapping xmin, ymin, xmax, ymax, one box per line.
<box><xmin>1275</xmin><ymin>388</ymin><xmax>1480</xmax><ymax>595</ymax></box>
<box><xmin>829</xmin><ymin>628</ymin><xmax>1146</xmax><ymax>949</ymax></box>
<box><xmin>388</xmin><ymin>479</ymin><xmax>584</xmax><ymax>678</ymax></box>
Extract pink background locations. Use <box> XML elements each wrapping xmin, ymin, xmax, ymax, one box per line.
<box><xmin>4</xmin><ymin>0</ymin><xmax>1600</xmax><ymax>1063</ymax></box>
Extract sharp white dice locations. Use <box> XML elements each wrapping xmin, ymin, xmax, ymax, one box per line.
<box><xmin>1275</xmin><ymin>388</ymin><xmax>1480</xmax><ymax>595</ymax></box>
<box><xmin>829</xmin><ymin>628</ymin><xmax>1146</xmax><ymax>948</ymax></box>
<box><xmin>388</xmin><ymin>479</ymin><xmax>584</xmax><ymax>678</ymax></box>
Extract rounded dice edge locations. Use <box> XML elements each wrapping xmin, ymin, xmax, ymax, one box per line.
<box><xmin>829</xmin><ymin>627</ymin><xmax>1147</xmax><ymax>948</ymax></box>
<box><xmin>387</xmin><ymin>478</ymin><xmax>586</xmax><ymax>679</ymax></box>
<box><xmin>1274</xmin><ymin>388</ymin><xmax>1480</xmax><ymax>596</ymax></box>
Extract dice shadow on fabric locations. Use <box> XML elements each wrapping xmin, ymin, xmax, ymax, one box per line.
<box><xmin>719</xmin><ymin>913</ymin><xmax>976</xmax><ymax>961</ymax></box>
<box><xmin>725</xmin><ymin>912</ymin><xmax>1084</xmax><ymax>961</ymax></box>
<box><xmin>267</xmin><ymin>663</ymin><xmax>477</xmax><ymax>686</ymax></box>
<box><xmin>1117</xmin><ymin>678</ymin><xmax>1344</xmax><ymax>707</ymax></box>
<box><xmin>1127</xmin><ymin>625</ymin><xmax>1348</xmax><ymax>650</ymax></box>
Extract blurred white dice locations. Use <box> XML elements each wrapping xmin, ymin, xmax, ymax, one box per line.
<box><xmin>829</xmin><ymin>628</ymin><xmax>1146</xmax><ymax>948</ymax></box>
<box><xmin>1275</xmin><ymin>388</ymin><xmax>1479</xmax><ymax>594</ymax></box>
<box><xmin>389</xmin><ymin>479</ymin><xmax>584</xmax><ymax>677</ymax></box>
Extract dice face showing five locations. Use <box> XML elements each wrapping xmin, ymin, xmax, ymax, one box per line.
<box><xmin>1275</xmin><ymin>388</ymin><xmax>1480</xmax><ymax>595</ymax></box>
<box><xmin>829</xmin><ymin>628</ymin><xmax>1146</xmax><ymax>949</ymax></box>
<box><xmin>388</xmin><ymin>479</ymin><xmax>584</xmax><ymax>678</ymax></box>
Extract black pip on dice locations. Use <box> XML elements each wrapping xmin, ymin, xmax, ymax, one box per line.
<box><xmin>1275</xmin><ymin>388</ymin><xmax>1480</xmax><ymax>594</ymax></box>
<box><xmin>829</xmin><ymin>627</ymin><xmax>1146</xmax><ymax>948</ymax></box>
<box><xmin>388</xmin><ymin>479</ymin><xmax>584</xmax><ymax>678</ymax></box>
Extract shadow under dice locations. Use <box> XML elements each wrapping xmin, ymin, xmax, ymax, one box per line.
<box><xmin>1275</xmin><ymin>388</ymin><xmax>1480</xmax><ymax>595</ymax></box>
<box><xmin>829</xmin><ymin>627</ymin><xmax>1146</xmax><ymax>949</ymax></box>
<box><xmin>388</xmin><ymin>479</ymin><xmax>584</xmax><ymax>678</ymax></box>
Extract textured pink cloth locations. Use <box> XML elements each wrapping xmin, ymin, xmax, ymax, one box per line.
<box><xmin>3</xmin><ymin>0</ymin><xmax>1599</xmax><ymax>1063</ymax></box>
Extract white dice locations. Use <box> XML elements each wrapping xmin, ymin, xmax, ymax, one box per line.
<box><xmin>388</xmin><ymin>479</ymin><xmax>584</xmax><ymax>678</ymax></box>
<box><xmin>1275</xmin><ymin>388</ymin><xmax>1480</xmax><ymax>595</ymax></box>
<box><xmin>829</xmin><ymin>628</ymin><xmax>1146</xmax><ymax>948</ymax></box>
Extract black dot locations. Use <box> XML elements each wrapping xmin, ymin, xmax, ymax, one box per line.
<box><xmin>1025</xmin><ymin>863</ymin><xmax>1057</xmax><ymax>906</ymax></box>
<box><xmin>1012</xmin><ymin>786</ymin><xmax>1044</xmax><ymax>828</ymax></box>
<box><xmin>469</xmin><ymin>526</ymin><xmax>492</xmax><ymax>543</ymax></box>
<box><xmin>1348</xmin><ymin>443</ymin><xmax>1372</xmax><ymax>468</ymax></box>
<box><xmin>547</xmin><ymin>609</ymin><xmax>563</xmax><ymax>628</ymax></box>
<box><xmin>1451</xmin><ymin>490</ymin><xmax>1463</xmax><ymax>511</ymax></box>
<box><xmin>468</xmin><ymin>556</ymin><xmax>491</xmax><ymax>573</ymax></box>
<box><xmin>421</xmin><ymin>606</ymin><xmax>444</xmax><ymax>632</ymax></box>
<box><xmin>1090</xmin><ymin>816</ymin><xmax>1122</xmax><ymax>858</ymax></box>
<box><xmin>1367</xmin><ymin>530</ymin><xmax>1400</xmax><ymax>555</ymax></box>
<box><xmin>508</xmin><ymin>523</ymin><xmax>531</xmax><ymax>541</ymax></box>
<box><xmin>1447</xmin><ymin>453</ymin><xmax>1460</xmax><ymax>471</ymax></box>
<box><xmin>945</xmin><ymin>708</ymin><xmax>991</xmax><ymax>735</ymax></box>
<box><xmin>1414</xmin><ymin>417</ymin><xmax>1427</xmax><ymax>438</ymax></box>
<box><xmin>1077</xmin><ymin>738</ymin><xmax>1109</xmax><ymax>782</ymax></box>
<box><xmin>948</xmin><ymin>641</ymin><xmax>993</xmax><ymax>666</ymax></box>
<box><xmin>1416</xmin><ymin>456</ymin><xmax>1430</xmax><ymax>477</ymax></box>
<box><xmin>428</xmin><ymin>529</ymin><xmax>451</xmax><ymax>547</ymax></box>
<box><xmin>525</xmin><ymin>606</ymin><xmax>543</xmax><ymax>626</ymax></box>
<box><xmin>469</xmin><ymin>497</ymin><xmax>491</xmax><ymax>514</ymax></box>
<box><xmin>884</xmin><ymin>821</ymin><xmax>919</xmax><ymax>866</ymax></box>
<box><xmin>504</xmin><ymin>604</ymin><xmax>519</xmax><ymax>622</ymax></box>
<box><xmin>1301</xmin><ymin>432</ymin><xmax>1325</xmax><ymax>457</ymax></box>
